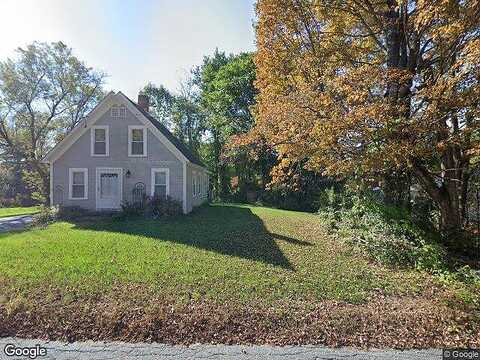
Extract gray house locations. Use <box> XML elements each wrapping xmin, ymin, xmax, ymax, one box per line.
<box><xmin>42</xmin><ymin>91</ymin><xmax>209</xmax><ymax>214</ymax></box>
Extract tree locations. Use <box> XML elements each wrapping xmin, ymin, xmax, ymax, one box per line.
<box><xmin>252</xmin><ymin>0</ymin><xmax>480</xmax><ymax>239</ymax></box>
<box><xmin>141</xmin><ymin>83</ymin><xmax>175</xmax><ymax>127</ymax></box>
<box><xmin>141</xmin><ymin>78</ymin><xmax>204</xmax><ymax>156</ymax></box>
<box><xmin>0</xmin><ymin>41</ymin><xmax>105</xmax><ymax>202</ymax></box>
<box><xmin>171</xmin><ymin>76</ymin><xmax>204</xmax><ymax>155</ymax></box>
<box><xmin>198</xmin><ymin>51</ymin><xmax>258</xmax><ymax>198</ymax></box>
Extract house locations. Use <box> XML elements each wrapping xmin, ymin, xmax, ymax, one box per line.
<box><xmin>42</xmin><ymin>91</ymin><xmax>209</xmax><ymax>214</ymax></box>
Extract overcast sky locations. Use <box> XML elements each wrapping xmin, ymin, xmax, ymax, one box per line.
<box><xmin>0</xmin><ymin>0</ymin><xmax>257</xmax><ymax>98</ymax></box>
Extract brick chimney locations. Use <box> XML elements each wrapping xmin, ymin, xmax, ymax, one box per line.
<box><xmin>138</xmin><ymin>94</ymin><xmax>149</xmax><ymax>113</ymax></box>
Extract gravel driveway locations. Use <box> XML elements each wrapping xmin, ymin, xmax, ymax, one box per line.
<box><xmin>0</xmin><ymin>337</ymin><xmax>442</xmax><ymax>359</ymax></box>
<box><xmin>0</xmin><ymin>215</ymin><xmax>32</xmax><ymax>233</ymax></box>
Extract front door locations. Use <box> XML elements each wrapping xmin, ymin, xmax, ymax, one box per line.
<box><xmin>96</xmin><ymin>168</ymin><xmax>122</xmax><ymax>210</ymax></box>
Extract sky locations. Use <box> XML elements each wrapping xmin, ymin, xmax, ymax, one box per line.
<box><xmin>0</xmin><ymin>0</ymin><xmax>257</xmax><ymax>98</ymax></box>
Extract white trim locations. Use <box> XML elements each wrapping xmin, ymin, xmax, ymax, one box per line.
<box><xmin>42</xmin><ymin>91</ymin><xmax>116</xmax><ymax>163</ymax></box>
<box><xmin>95</xmin><ymin>167</ymin><xmax>123</xmax><ymax>210</ymax></box>
<box><xmin>151</xmin><ymin>168</ymin><xmax>170</xmax><ymax>198</ymax></box>
<box><xmin>182</xmin><ymin>163</ymin><xmax>187</xmax><ymax>214</ymax></box>
<box><xmin>111</xmin><ymin>105</ymin><xmax>126</xmax><ymax>118</ymax></box>
<box><xmin>196</xmin><ymin>173</ymin><xmax>200</xmax><ymax>197</ymax></box>
<box><xmin>90</xmin><ymin>125</ymin><xmax>109</xmax><ymax>157</ymax></box>
<box><xmin>42</xmin><ymin>92</ymin><xmax>208</xmax><ymax>173</ymax></box>
<box><xmin>128</xmin><ymin>125</ymin><xmax>147</xmax><ymax>157</ymax></box>
<box><xmin>68</xmin><ymin>168</ymin><xmax>88</xmax><ymax>200</ymax></box>
<box><xmin>190</xmin><ymin>162</ymin><xmax>208</xmax><ymax>173</ymax></box>
<box><xmin>49</xmin><ymin>162</ymin><xmax>54</xmax><ymax>206</ymax></box>
<box><xmin>117</xmin><ymin>92</ymin><xmax>190</xmax><ymax>164</ymax></box>
<box><xmin>192</xmin><ymin>171</ymin><xmax>197</xmax><ymax>197</ymax></box>
<box><xmin>119</xmin><ymin>105</ymin><xmax>126</xmax><ymax>117</ymax></box>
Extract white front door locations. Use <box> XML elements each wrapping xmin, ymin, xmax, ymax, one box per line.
<box><xmin>96</xmin><ymin>168</ymin><xmax>123</xmax><ymax>210</ymax></box>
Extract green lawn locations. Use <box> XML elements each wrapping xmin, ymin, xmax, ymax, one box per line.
<box><xmin>0</xmin><ymin>203</ymin><xmax>478</xmax><ymax>346</ymax></box>
<box><xmin>0</xmin><ymin>203</ymin><xmax>402</xmax><ymax>303</ymax></box>
<box><xmin>0</xmin><ymin>206</ymin><xmax>40</xmax><ymax>218</ymax></box>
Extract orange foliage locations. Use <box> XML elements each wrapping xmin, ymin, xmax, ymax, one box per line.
<box><xmin>247</xmin><ymin>0</ymin><xmax>480</xmax><ymax>233</ymax></box>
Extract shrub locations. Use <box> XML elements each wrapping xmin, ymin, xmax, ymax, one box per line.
<box><xmin>335</xmin><ymin>204</ymin><xmax>418</xmax><ymax>267</ymax></box>
<box><xmin>145</xmin><ymin>196</ymin><xmax>182</xmax><ymax>218</ymax></box>
<box><xmin>120</xmin><ymin>201</ymin><xmax>144</xmax><ymax>217</ymax></box>
<box><xmin>316</xmin><ymin>187</ymin><xmax>353</xmax><ymax>212</ymax></box>
<box><xmin>414</xmin><ymin>243</ymin><xmax>448</xmax><ymax>273</ymax></box>
<box><xmin>57</xmin><ymin>206</ymin><xmax>91</xmax><ymax>220</ymax></box>
<box><xmin>0</xmin><ymin>198</ymin><xmax>19</xmax><ymax>208</ymax></box>
<box><xmin>319</xmin><ymin>193</ymin><xmax>443</xmax><ymax>268</ymax></box>
<box><xmin>454</xmin><ymin>265</ymin><xmax>480</xmax><ymax>286</ymax></box>
<box><xmin>32</xmin><ymin>206</ymin><xmax>59</xmax><ymax>227</ymax></box>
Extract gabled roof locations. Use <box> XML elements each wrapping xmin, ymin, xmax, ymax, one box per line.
<box><xmin>124</xmin><ymin>95</ymin><xmax>205</xmax><ymax>167</ymax></box>
<box><xmin>42</xmin><ymin>91</ymin><xmax>205</xmax><ymax>168</ymax></box>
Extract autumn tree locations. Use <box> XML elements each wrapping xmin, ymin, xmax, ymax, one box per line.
<box><xmin>252</xmin><ymin>0</ymin><xmax>480</xmax><ymax>239</ymax></box>
<box><xmin>0</xmin><ymin>42</ymin><xmax>105</xmax><ymax>202</ymax></box>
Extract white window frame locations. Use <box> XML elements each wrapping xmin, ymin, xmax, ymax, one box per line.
<box><xmin>118</xmin><ymin>105</ymin><xmax>126</xmax><ymax>117</ymax></box>
<box><xmin>192</xmin><ymin>172</ymin><xmax>197</xmax><ymax>197</ymax></box>
<box><xmin>128</xmin><ymin>125</ymin><xmax>147</xmax><ymax>157</ymax></box>
<box><xmin>203</xmin><ymin>174</ymin><xmax>207</xmax><ymax>197</ymax></box>
<box><xmin>151</xmin><ymin>168</ymin><xmax>170</xmax><ymax>198</ymax></box>
<box><xmin>69</xmin><ymin>168</ymin><xmax>88</xmax><ymax>200</ymax></box>
<box><xmin>111</xmin><ymin>106</ymin><xmax>119</xmax><ymax>118</ymax></box>
<box><xmin>111</xmin><ymin>105</ymin><xmax>126</xmax><ymax>118</ymax></box>
<box><xmin>91</xmin><ymin>125</ymin><xmax>109</xmax><ymax>157</ymax></box>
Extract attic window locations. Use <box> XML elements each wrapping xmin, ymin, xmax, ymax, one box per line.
<box><xmin>111</xmin><ymin>105</ymin><xmax>126</xmax><ymax>118</ymax></box>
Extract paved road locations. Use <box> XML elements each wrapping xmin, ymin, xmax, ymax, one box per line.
<box><xmin>0</xmin><ymin>215</ymin><xmax>32</xmax><ymax>233</ymax></box>
<box><xmin>0</xmin><ymin>338</ymin><xmax>442</xmax><ymax>359</ymax></box>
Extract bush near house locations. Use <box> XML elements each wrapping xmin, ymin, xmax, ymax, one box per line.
<box><xmin>145</xmin><ymin>196</ymin><xmax>183</xmax><ymax>217</ymax></box>
<box><xmin>120</xmin><ymin>196</ymin><xmax>183</xmax><ymax>219</ymax></box>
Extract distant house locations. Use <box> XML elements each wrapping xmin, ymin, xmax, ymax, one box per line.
<box><xmin>42</xmin><ymin>91</ymin><xmax>209</xmax><ymax>213</ymax></box>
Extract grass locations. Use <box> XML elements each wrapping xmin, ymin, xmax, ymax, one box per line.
<box><xmin>0</xmin><ymin>203</ymin><xmax>478</xmax><ymax>347</ymax></box>
<box><xmin>0</xmin><ymin>206</ymin><xmax>40</xmax><ymax>218</ymax></box>
<box><xmin>0</xmin><ymin>203</ymin><xmax>404</xmax><ymax>304</ymax></box>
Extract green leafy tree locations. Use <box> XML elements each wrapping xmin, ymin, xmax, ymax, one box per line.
<box><xmin>0</xmin><ymin>41</ymin><xmax>105</xmax><ymax>203</ymax></box>
<box><xmin>197</xmin><ymin>51</ymin><xmax>257</xmax><ymax>198</ymax></box>
<box><xmin>141</xmin><ymin>78</ymin><xmax>204</xmax><ymax>156</ymax></box>
<box><xmin>141</xmin><ymin>83</ymin><xmax>175</xmax><ymax>127</ymax></box>
<box><xmin>171</xmin><ymin>76</ymin><xmax>204</xmax><ymax>155</ymax></box>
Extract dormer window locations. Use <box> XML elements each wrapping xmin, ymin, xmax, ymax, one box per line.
<box><xmin>91</xmin><ymin>126</ymin><xmax>109</xmax><ymax>156</ymax></box>
<box><xmin>111</xmin><ymin>105</ymin><xmax>126</xmax><ymax>118</ymax></box>
<box><xmin>128</xmin><ymin>126</ymin><xmax>147</xmax><ymax>157</ymax></box>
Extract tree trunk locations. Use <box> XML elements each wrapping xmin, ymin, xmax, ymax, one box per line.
<box><xmin>412</xmin><ymin>159</ymin><xmax>465</xmax><ymax>239</ymax></box>
<box><xmin>212</xmin><ymin>129</ymin><xmax>229</xmax><ymax>199</ymax></box>
<box><xmin>438</xmin><ymin>197</ymin><xmax>462</xmax><ymax>237</ymax></box>
<box><xmin>382</xmin><ymin>2</ymin><xmax>467</xmax><ymax>238</ymax></box>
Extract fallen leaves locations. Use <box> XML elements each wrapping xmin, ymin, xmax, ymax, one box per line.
<box><xmin>0</xmin><ymin>286</ymin><xmax>478</xmax><ymax>349</ymax></box>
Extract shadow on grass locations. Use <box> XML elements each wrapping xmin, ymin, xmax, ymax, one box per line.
<box><xmin>71</xmin><ymin>205</ymin><xmax>312</xmax><ymax>270</ymax></box>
